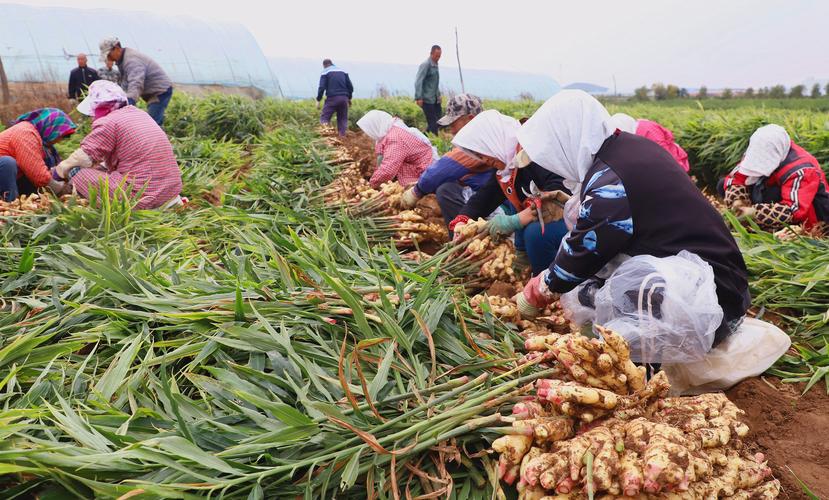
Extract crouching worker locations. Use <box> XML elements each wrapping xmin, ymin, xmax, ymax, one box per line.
<box><xmin>721</xmin><ymin>124</ymin><xmax>829</xmax><ymax>231</ymax></box>
<box><xmin>356</xmin><ymin>110</ymin><xmax>437</xmax><ymax>189</ymax></box>
<box><xmin>52</xmin><ymin>80</ymin><xmax>183</xmax><ymax>209</ymax></box>
<box><xmin>0</xmin><ymin>108</ymin><xmax>76</xmax><ymax>201</ymax></box>
<box><xmin>514</xmin><ymin>91</ymin><xmax>751</xmax><ymax>358</ymax></box>
<box><xmin>608</xmin><ymin>113</ymin><xmax>690</xmax><ymax>172</ymax></box>
<box><xmin>447</xmin><ymin>110</ymin><xmax>570</xmax><ymax>274</ymax></box>
<box><xmin>399</xmin><ymin>94</ymin><xmax>490</xmax><ymax>225</ymax></box>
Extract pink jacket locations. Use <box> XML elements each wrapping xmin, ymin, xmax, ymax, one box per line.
<box><xmin>636</xmin><ymin>119</ymin><xmax>690</xmax><ymax>172</ymax></box>
<box><xmin>370</xmin><ymin>126</ymin><xmax>434</xmax><ymax>188</ymax></box>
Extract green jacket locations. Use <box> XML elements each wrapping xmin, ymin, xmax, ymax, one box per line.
<box><xmin>414</xmin><ymin>58</ymin><xmax>440</xmax><ymax>103</ymax></box>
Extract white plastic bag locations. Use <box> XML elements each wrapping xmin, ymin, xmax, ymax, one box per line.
<box><xmin>662</xmin><ymin>318</ymin><xmax>791</xmax><ymax>395</ymax></box>
<box><xmin>560</xmin><ymin>282</ymin><xmax>599</xmax><ymax>326</ymax></box>
<box><xmin>594</xmin><ymin>251</ymin><xmax>723</xmax><ymax>364</ymax></box>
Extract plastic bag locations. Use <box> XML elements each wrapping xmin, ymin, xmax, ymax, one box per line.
<box><xmin>594</xmin><ymin>251</ymin><xmax>723</xmax><ymax>364</ymax></box>
<box><xmin>559</xmin><ymin>254</ymin><xmax>631</xmax><ymax>327</ymax></box>
<box><xmin>662</xmin><ymin>318</ymin><xmax>791</xmax><ymax>395</ymax></box>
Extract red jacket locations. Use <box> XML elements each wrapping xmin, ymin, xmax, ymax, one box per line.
<box><xmin>726</xmin><ymin>142</ymin><xmax>829</xmax><ymax>228</ymax></box>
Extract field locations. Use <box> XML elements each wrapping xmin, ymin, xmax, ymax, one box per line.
<box><xmin>0</xmin><ymin>93</ymin><xmax>827</xmax><ymax>499</ymax></box>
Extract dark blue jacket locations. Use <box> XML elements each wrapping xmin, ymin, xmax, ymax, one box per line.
<box><xmin>414</xmin><ymin>147</ymin><xmax>493</xmax><ymax>196</ymax></box>
<box><xmin>317</xmin><ymin>66</ymin><xmax>354</xmax><ymax>101</ymax></box>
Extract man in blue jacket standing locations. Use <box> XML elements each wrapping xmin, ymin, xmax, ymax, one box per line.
<box><xmin>317</xmin><ymin>59</ymin><xmax>354</xmax><ymax>137</ymax></box>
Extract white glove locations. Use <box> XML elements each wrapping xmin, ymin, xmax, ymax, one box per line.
<box><xmin>56</xmin><ymin>148</ymin><xmax>93</xmax><ymax>180</ymax></box>
<box><xmin>400</xmin><ymin>187</ymin><xmax>421</xmax><ymax>209</ymax></box>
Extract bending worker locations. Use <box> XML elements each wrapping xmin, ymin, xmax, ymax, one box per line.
<box><xmin>400</xmin><ymin>94</ymin><xmax>490</xmax><ymax>225</ymax></box>
<box><xmin>52</xmin><ymin>80</ymin><xmax>182</xmax><ymax>209</ymax></box>
<box><xmin>446</xmin><ymin>110</ymin><xmax>570</xmax><ymax>274</ymax></box>
<box><xmin>0</xmin><ymin>108</ymin><xmax>76</xmax><ymax>201</ymax></box>
<box><xmin>608</xmin><ymin>113</ymin><xmax>690</xmax><ymax>172</ymax></box>
<box><xmin>514</xmin><ymin>91</ymin><xmax>750</xmax><ymax>352</ymax></box>
<box><xmin>356</xmin><ymin>110</ymin><xmax>437</xmax><ymax>189</ymax></box>
<box><xmin>721</xmin><ymin>124</ymin><xmax>829</xmax><ymax>231</ymax></box>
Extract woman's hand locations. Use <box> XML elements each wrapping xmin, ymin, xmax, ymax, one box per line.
<box><xmin>517</xmin><ymin>206</ymin><xmax>538</xmax><ymax>227</ymax></box>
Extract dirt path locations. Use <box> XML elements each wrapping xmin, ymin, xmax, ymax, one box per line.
<box><xmin>726</xmin><ymin>377</ymin><xmax>829</xmax><ymax>499</ymax></box>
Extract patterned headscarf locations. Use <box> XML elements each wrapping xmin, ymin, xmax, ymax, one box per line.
<box><xmin>13</xmin><ymin>108</ymin><xmax>77</xmax><ymax>144</ymax></box>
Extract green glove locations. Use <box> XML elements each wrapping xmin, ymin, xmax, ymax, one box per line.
<box><xmin>486</xmin><ymin>214</ymin><xmax>523</xmax><ymax>237</ymax></box>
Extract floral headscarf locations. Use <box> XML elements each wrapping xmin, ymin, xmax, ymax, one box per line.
<box><xmin>14</xmin><ymin>108</ymin><xmax>77</xmax><ymax>144</ymax></box>
<box><xmin>13</xmin><ymin>108</ymin><xmax>77</xmax><ymax>167</ymax></box>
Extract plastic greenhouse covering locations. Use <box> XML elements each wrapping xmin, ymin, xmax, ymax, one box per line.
<box><xmin>0</xmin><ymin>4</ymin><xmax>282</xmax><ymax>96</ymax></box>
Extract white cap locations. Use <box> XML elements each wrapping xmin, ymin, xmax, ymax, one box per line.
<box><xmin>77</xmin><ymin>80</ymin><xmax>128</xmax><ymax>116</ymax></box>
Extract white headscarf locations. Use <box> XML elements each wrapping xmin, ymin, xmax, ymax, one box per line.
<box><xmin>77</xmin><ymin>79</ymin><xmax>128</xmax><ymax>116</ymax></box>
<box><xmin>451</xmin><ymin>110</ymin><xmax>521</xmax><ymax>166</ymax></box>
<box><xmin>608</xmin><ymin>113</ymin><xmax>638</xmax><ymax>134</ymax></box>
<box><xmin>737</xmin><ymin>124</ymin><xmax>791</xmax><ymax>184</ymax></box>
<box><xmin>357</xmin><ymin>110</ymin><xmax>438</xmax><ymax>160</ymax></box>
<box><xmin>357</xmin><ymin>110</ymin><xmax>395</xmax><ymax>141</ymax></box>
<box><xmin>517</xmin><ymin>90</ymin><xmax>613</xmax><ymax>191</ymax></box>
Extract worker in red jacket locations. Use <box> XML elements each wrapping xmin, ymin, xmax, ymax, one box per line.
<box><xmin>721</xmin><ymin>124</ymin><xmax>829</xmax><ymax>231</ymax></box>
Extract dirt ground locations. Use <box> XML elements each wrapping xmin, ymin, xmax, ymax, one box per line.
<box><xmin>331</xmin><ymin>130</ymin><xmax>377</xmax><ymax>179</ymax></box>
<box><xmin>726</xmin><ymin>377</ymin><xmax>829</xmax><ymax>499</ymax></box>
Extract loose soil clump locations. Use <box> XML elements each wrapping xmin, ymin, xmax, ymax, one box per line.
<box><xmin>727</xmin><ymin>377</ymin><xmax>829</xmax><ymax>499</ymax></box>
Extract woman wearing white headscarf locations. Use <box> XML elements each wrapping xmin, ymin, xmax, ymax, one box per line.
<box><xmin>514</xmin><ymin>90</ymin><xmax>750</xmax><ymax>353</ymax></box>
<box><xmin>356</xmin><ymin>110</ymin><xmax>437</xmax><ymax>189</ymax></box>
<box><xmin>608</xmin><ymin>113</ymin><xmax>690</xmax><ymax>172</ymax></box>
<box><xmin>721</xmin><ymin>124</ymin><xmax>829</xmax><ymax>230</ymax></box>
<box><xmin>448</xmin><ymin>110</ymin><xmax>570</xmax><ymax>274</ymax></box>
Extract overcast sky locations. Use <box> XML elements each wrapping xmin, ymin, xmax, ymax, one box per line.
<box><xmin>11</xmin><ymin>0</ymin><xmax>828</xmax><ymax>91</ymax></box>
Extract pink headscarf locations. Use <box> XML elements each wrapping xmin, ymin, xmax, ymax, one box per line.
<box><xmin>77</xmin><ymin>80</ymin><xmax>129</xmax><ymax>120</ymax></box>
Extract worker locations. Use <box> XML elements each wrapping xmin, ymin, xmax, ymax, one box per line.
<box><xmin>52</xmin><ymin>80</ymin><xmax>182</xmax><ymax>210</ymax></box>
<box><xmin>99</xmin><ymin>37</ymin><xmax>173</xmax><ymax>126</ymax></box>
<box><xmin>356</xmin><ymin>110</ymin><xmax>437</xmax><ymax>189</ymax></box>
<box><xmin>0</xmin><ymin>108</ymin><xmax>76</xmax><ymax>201</ymax></box>
<box><xmin>608</xmin><ymin>113</ymin><xmax>690</xmax><ymax>172</ymax></box>
<box><xmin>399</xmin><ymin>94</ymin><xmax>487</xmax><ymax>225</ymax></box>
<box><xmin>446</xmin><ymin>110</ymin><xmax>570</xmax><ymax>274</ymax></box>
<box><xmin>414</xmin><ymin>45</ymin><xmax>442</xmax><ymax>134</ymax></box>
<box><xmin>98</xmin><ymin>58</ymin><xmax>120</xmax><ymax>84</ymax></box>
<box><xmin>721</xmin><ymin>124</ymin><xmax>829</xmax><ymax>231</ymax></box>
<box><xmin>68</xmin><ymin>53</ymin><xmax>99</xmax><ymax>99</ymax></box>
<box><xmin>514</xmin><ymin>91</ymin><xmax>750</xmax><ymax>353</ymax></box>
<box><xmin>317</xmin><ymin>59</ymin><xmax>354</xmax><ymax>137</ymax></box>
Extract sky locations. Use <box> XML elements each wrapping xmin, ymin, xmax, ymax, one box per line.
<box><xmin>9</xmin><ymin>0</ymin><xmax>829</xmax><ymax>92</ymax></box>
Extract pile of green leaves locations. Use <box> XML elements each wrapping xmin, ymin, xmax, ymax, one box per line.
<box><xmin>0</xmin><ymin>97</ymin><xmax>532</xmax><ymax>499</ymax></box>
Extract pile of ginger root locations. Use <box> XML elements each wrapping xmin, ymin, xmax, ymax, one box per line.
<box><xmin>490</xmin><ymin>326</ymin><xmax>780</xmax><ymax>499</ymax></box>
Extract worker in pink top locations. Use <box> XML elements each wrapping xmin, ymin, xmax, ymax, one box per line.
<box><xmin>608</xmin><ymin>113</ymin><xmax>690</xmax><ymax>172</ymax></box>
<box><xmin>52</xmin><ymin>80</ymin><xmax>183</xmax><ymax>209</ymax></box>
<box><xmin>356</xmin><ymin>110</ymin><xmax>437</xmax><ymax>189</ymax></box>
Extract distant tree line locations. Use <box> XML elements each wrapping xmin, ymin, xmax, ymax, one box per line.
<box><xmin>632</xmin><ymin>82</ymin><xmax>829</xmax><ymax>100</ymax></box>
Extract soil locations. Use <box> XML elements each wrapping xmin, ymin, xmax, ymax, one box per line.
<box><xmin>331</xmin><ymin>130</ymin><xmax>377</xmax><ymax>179</ymax></box>
<box><xmin>487</xmin><ymin>280</ymin><xmax>520</xmax><ymax>298</ymax></box>
<box><xmin>726</xmin><ymin>377</ymin><xmax>829</xmax><ymax>499</ymax></box>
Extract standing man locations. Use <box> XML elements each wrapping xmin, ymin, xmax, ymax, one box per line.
<box><xmin>317</xmin><ymin>59</ymin><xmax>353</xmax><ymax>137</ymax></box>
<box><xmin>414</xmin><ymin>45</ymin><xmax>441</xmax><ymax>134</ymax></box>
<box><xmin>68</xmin><ymin>53</ymin><xmax>99</xmax><ymax>99</ymax></box>
<box><xmin>98</xmin><ymin>59</ymin><xmax>120</xmax><ymax>83</ymax></box>
<box><xmin>99</xmin><ymin>37</ymin><xmax>173</xmax><ymax>126</ymax></box>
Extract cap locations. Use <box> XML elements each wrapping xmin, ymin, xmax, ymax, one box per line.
<box><xmin>77</xmin><ymin>80</ymin><xmax>128</xmax><ymax>116</ymax></box>
<box><xmin>99</xmin><ymin>36</ymin><xmax>120</xmax><ymax>63</ymax></box>
<box><xmin>437</xmin><ymin>94</ymin><xmax>483</xmax><ymax>126</ymax></box>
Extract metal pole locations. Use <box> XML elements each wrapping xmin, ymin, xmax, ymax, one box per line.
<box><xmin>0</xmin><ymin>56</ymin><xmax>10</xmax><ymax>105</ymax></box>
<box><xmin>455</xmin><ymin>26</ymin><xmax>465</xmax><ymax>93</ymax></box>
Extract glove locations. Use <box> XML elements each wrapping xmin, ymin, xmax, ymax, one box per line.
<box><xmin>400</xmin><ymin>187</ymin><xmax>421</xmax><ymax>209</ymax></box>
<box><xmin>539</xmin><ymin>190</ymin><xmax>571</xmax><ymax>221</ymax></box>
<box><xmin>512</xmin><ymin>250</ymin><xmax>530</xmax><ymax>274</ymax></box>
<box><xmin>46</xmin><ymin>178</ymin><xmax>66</xmax><ymax>196</ymax></box>
<box><xmin>516</xmin><ymin>271</ymin><xmax>558</xmax><ymax>319</ymax></box>
<box><xmin>486</xmin><ymin>213</ymin><xmax>523</xmax><ymax>237</ymax></box>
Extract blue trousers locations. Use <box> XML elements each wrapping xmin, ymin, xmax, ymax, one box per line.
<box><xmin>147</xmin><ymin>87</ymin><xmax>174</xmax><ymax>126</ymax></box>
<box><xmin>514</xmin><ymin>219</ymin><xmax>569</xmax><ymax>275</ymax></box>
<box><xmin>0</xmin><ymin>156</ymin><xmax>19</xmax><ymax>202</ymax></box>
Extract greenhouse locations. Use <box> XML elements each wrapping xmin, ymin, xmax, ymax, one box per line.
<box><xmin>0</xmin><ymin>4</ymin><xmax>281</xmax><ymax>96</ymax></box>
